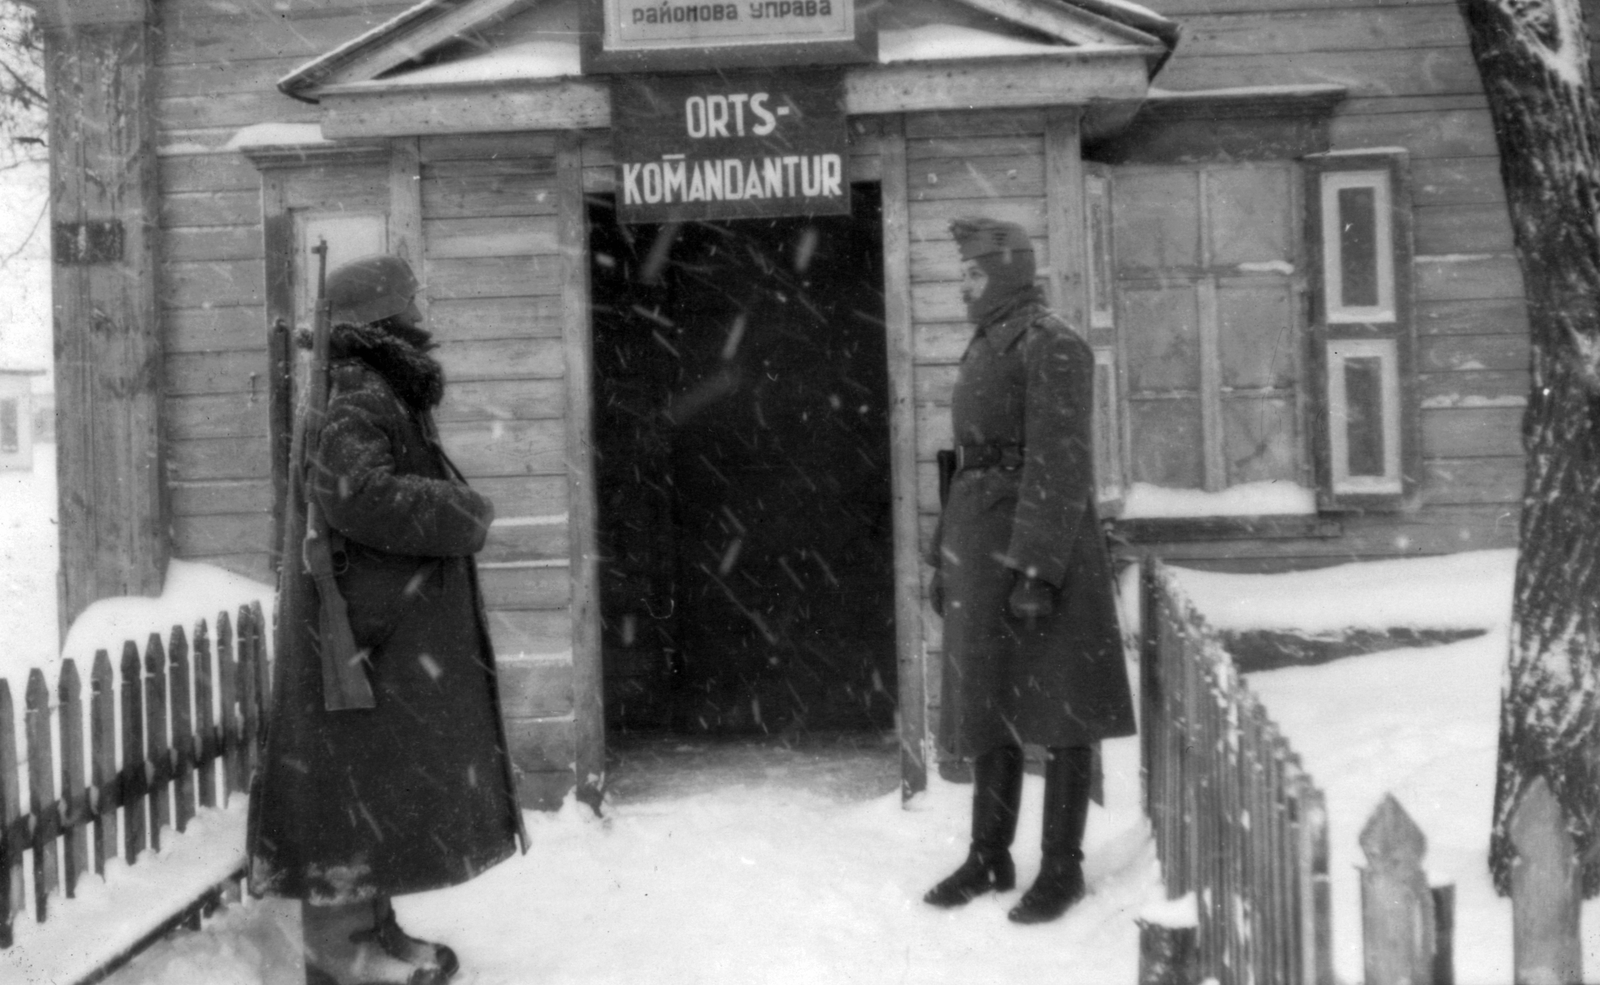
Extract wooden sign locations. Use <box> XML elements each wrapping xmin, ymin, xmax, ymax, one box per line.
<box><xmin>611</xmin><ymin>70</ymin><xmax>849</xmax><ymax>224</ymax></box>
<box><xmin>581</xmin><ymin>0</ymin><xmax>875</xmax><ymax>73</ymax></box>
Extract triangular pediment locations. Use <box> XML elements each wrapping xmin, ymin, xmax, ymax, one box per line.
<box><xmin>280</xmin><ymin>0</ymin><xmax>1176</xmax><ymax>100</ymax></box>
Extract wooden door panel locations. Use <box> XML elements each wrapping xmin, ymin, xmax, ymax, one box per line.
<box><xmin>1122</xmin><ymin>283</ymin><xmax>1202</xmax><ymax>393</ymax></box>
<box><xmin>1207</xmin><ymin>165</ymin><xmax>1293</xmax><ymax>266</ymax></box>
<box><xmin>1218</xmin><ymin>282</ymin><xmax>1297</xmax><ymax>390</ymax></box>
<box><xmin>1223</xmin><ymin>396</ymin><xmax>1299</xmax><ymax>485</ymax></box>
<box><xmin>1111</xmin><ymin>170</ymin><xmax>1200</xmax><ymax>270</ymax></box>
<box><xmin>1130</xmin><ymin>399</ymin><xmax>1205</xmax><ymax>487</ymax></box>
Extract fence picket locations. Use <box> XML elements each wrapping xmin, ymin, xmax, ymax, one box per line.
<box><xmin>194</xmin><ymin>621</ymin><xmax>217</xmax><ymax>810</ymax></box>
<box><xmin>250</xmin><ymin>601</ymin><xmax>270</xmax><ymax>710</ymax></box>
<box><xmin>59</xmin><ymin>659</ymin><xmax>87</xmax><ymax>899</ymax></box>
<box><xmin>1142</xmin><ymin>559</ymin><xmax>1334</xmax><ymax>985</ymax></box>
<box><xmin>238</xmin><ymin>605</ymin><xmax>262</xmax><ymax>780</ymax></box>
<box><xmin>0</xmin><ymin>681</ymin><xmax>19</xmax><ymax>947</ymax></box>
<box><xmin>26</xmin><ymin>670</ymin><xmax>59</xmax><ymax>921</ymax></box>
<box><xmin>217</xmin><ymin>611</ymin><xmax>241</xmax><ymax>797</ymax></box>
<box><xmin>170</xmin><ymin>626</ymin><xmax>196</xmax><ymax>834</ymax></box>
<box><xmin>144</xmin><ymin>634</ymin><xmax>171</xmax><ymax>855</ymax></box>
<box><xmin>0</xmin><ymin>604</ymin><xmax>266</xmax><ymax>960</ymax></box>
<box><xmin>90</xmin><ymin>650</ymin><xmax>116</xmax><ymax>876</ymax></box>
<box><xmin>121</xmin><ymin>641</ymin><xmax>147</xmax><ymax>864</ymax></box>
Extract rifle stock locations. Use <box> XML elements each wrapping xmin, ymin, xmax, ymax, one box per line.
<box><xmin>303</xmin><ymin>240</ymin><xmax>376</xmax><ymax>712</ymax></box>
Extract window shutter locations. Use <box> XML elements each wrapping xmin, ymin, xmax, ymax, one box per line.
<box><xmin>1304</xmin><ymin>151</ymin><xmax>1417</xmax><ymax>511</ymax></box>
<box><xmin>1085</xmin><ymin>166</ymin><xmax>1125</xmax><ymax>513</ymax></box>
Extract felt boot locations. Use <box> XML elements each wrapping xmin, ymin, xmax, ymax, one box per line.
<box><xmin>924</xmin><ymin>744</ymin><xmax>1024</xmax><ymax>907</ymax></box>
<box><xmin>1009</xmin><ymin>745</ymin><xmax>1092</xmax><ymax>925</ymax></box>
<box><xmin>302</xmin><ymin>900</ymin><xmax>452</xmax><ymax>985</ymax></box>
<box><xmin>367</xmin><ymin>898</ymin><xmax>459</xmax><ymax>980</ymax></box>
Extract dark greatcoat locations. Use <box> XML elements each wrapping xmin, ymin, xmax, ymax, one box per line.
<box><xmin>248</xmin><ymin>322</ymin><xmax>527</xmax><ymax>904</ymax></box>
<box><xmin>928</xmin><ymin>287</ymin><xmax>1136</xmax><ymax>758</ymax></box>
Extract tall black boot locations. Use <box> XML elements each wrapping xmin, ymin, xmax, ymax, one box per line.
<box><xmin>1009</xmin><ymin>745</ymin><xmax>1092</xmax><ymax>924</ymax></box>
<box><xmin>924</xmin><ymin>744</ymin><xmax>1024</xmax><ymax>907</ymax></box>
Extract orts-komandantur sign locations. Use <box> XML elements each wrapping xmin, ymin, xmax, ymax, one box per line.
<box><xmin>611</xmin><ymin>70</ymin><xmax>849</xmax><ymax>224</ymax></box>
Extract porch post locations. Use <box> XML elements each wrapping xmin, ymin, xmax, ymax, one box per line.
<box><xmin>558</xmin><ymin>131</ymin><xmax>605</xmax><ymax>811</ymax></box>
<box><xmin>880</xmin><ymin>115</ymin><xmax>928</xmax><ymax>801</ymax></box>
<box><xmin>42</xmin><ymin>0</ymin><xmax>168</xmax><ymax>630</ymax></box>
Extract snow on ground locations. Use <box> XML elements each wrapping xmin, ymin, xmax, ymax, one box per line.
<box><xmin>1167</xmin><ymin>549</ymin><xmax>1600</xmax><ymax>983</ymax></box>
<box><xmin>2</xmin><ymin>803</ymin><xmax>248</xmax><ymax>985</ymax></box>
<box><xmin>6</xmin><ymin>546</ymin><xmax>1598</xmax><ymax>984</ymax></box>
<box><xmin>55</xmin><ymin>738</ymin><xmax>1163</xmax><ymax>985</ymax></box>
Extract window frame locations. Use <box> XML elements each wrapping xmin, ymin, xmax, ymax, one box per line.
<box><xmin>1326</xmin><ymin>337</ymin><xmax>1403</xmax><ymax>495</ymax></box>
<box><xmin>0</xmin><ymin>397</ymin><xmax>18</xmax><ymax>455</ymax></box>
<box><xmin>1320</xmin><ymin>170</ymin><xmax>1396</xmax><ymax>325</ymax></box>
<box><xmin>1304</xmin><ymin>150</ymin><xmax>1418</xmax><ymax>513</ymax></box>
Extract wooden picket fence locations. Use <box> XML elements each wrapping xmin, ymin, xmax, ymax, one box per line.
<box><xmin>1139</xmin><ymin>557</ymin><xmax>1335</xmax><ymax>985</ymax></box>
<box><xmin>0</xmin><ymin>602</ymin><xmax>270</xmax><ymax>954</ymax></box>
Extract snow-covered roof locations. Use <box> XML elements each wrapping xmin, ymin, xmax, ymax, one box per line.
<box><xmin>279</xmin><ymin>0</ymin><xmax>1178</xmax><ymax>101</ymax></box>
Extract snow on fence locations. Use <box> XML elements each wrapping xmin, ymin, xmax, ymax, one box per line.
<box><xmin>0</xmin><ymin>602</ymin><xmax>269</xmax><ymax>964</ymax></box>
<box><xmin>1139</xmin><ymin>558</ymin><xmax>1335</xmax><ymax>985</ymax></box>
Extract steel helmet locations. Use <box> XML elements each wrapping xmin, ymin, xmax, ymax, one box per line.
<box><xmin>325</xmin><ymin>254</ymin><xmax>421</xmax><ymax>326</ymax></box>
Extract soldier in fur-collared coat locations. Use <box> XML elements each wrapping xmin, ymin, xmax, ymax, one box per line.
<box><xmin>922</xmin><ymin>217</ymin><xmax>1135</xmax><ymax>927</ymax></box>
<box><xmin>248</xmin><ymin>254</ymin><xmax>526</xmax><ymax>985</ymax></box>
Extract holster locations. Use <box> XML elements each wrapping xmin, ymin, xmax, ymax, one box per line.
<box><xmin>937</xmin><ymin>449</ymin><xmax>957</xmax><ymax>508</ymax></box>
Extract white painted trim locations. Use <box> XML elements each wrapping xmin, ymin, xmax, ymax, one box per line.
<box><xmin>1326</xmin><ymin>337</ymin><xmax>1402</xmax><ymax>496</ymax></box>
<box><xmin>1320</xmin><ymin>169</ymin><xmax>1395</xmax><ymax>325</ymax></box>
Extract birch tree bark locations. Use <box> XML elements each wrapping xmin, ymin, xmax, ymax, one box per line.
<box><xmin>1459</xmin><ymin>0</ymin><xmax>1600</xmax><ymax>897</ymax></box>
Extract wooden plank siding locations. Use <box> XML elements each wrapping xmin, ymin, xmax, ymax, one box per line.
<box><xmin>156</xmin><ymin>0</ymin><xmax>583</xmax><ymax>797</ymax></box>
<box><xmin>419</xmin><ymin>134</ymin><xmax>578</xmax><ymax>805</ymax></box>
<box><xmin>1103</xmin><ymin>0</ymin><xmax>1526</xmax><ymax>564</ymax></box>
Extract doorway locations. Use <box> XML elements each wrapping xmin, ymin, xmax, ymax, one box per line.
<box><xmin>589</xmin><ymin>185</ymin><xmax>896</xmax><ymax>737</ymax></box>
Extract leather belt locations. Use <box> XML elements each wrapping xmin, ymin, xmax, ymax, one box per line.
<box><xmin>955</xmin><ymin>443</ymin><xmax>1025</xmax><ymax>472</ymax></box>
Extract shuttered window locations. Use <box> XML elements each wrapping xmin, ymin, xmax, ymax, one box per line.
<box><xmin>1107</xmin><ymin>162</ymin><xmax>1310</xmax><ymax>516</ymax></box>
<box><xmin>1085</xmin><ymin>168</ymin><xmax>1125</xmax><ymax>510</ymax></box>
<box><xmin>1305</xmin><ymin>152</ymin><xmax>1416</xmax><ymax>509</ymax></box>
<box><xmin>0</xmin><ymin>398</ymin><xmax>17</xmax><ymax>454</ymax></box>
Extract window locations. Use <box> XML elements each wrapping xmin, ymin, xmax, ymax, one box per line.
<box><xmin>297</xmin><ymin>213</ymin><xmax>389</xmax><ymax>325</ymax></box>
<box><xmin>1108</xmin><ymin>162</ymin><xmax>1310</xmax><ymax>518</ymax></box>
<box><xmin>0</xmin><ymin>398</ymin><xmax>17</xmax><ymax>454</ymax></box>
<box><xmin>1320</xmin><ymin>171</ymin><xmax>1395</xmax><ymax>324</ymax></box>
<box><xmin>1093</xmin><ymin>346</ymin><xmax>1123</xmax><ymax>507</ymax></box>
<box><xmin>1095</xmin><ymin>151</ymin><xmax>1413</xmax><ymax>524</ymax></box>
<box><xmin>1085</xmin><ymin>172</ymin><xmax>1115</xmax><ymax>331</ymax></box>
<box><xmin>1326</xmin><ymin>338</ymin><xmax>1401</xmax><ymax>495</ymax></box>
<box><xmin>1306</xmin><ymin>152</ymin><xmax>1415</xmax><ymax>510</ymax></box>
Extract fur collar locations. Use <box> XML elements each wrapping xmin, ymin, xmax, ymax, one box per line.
<box><xmin>329</xmin><ymin>322</ymin><xmax>445</xmax><ymax>410</ymax></box>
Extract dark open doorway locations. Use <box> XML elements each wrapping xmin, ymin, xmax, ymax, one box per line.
<box><xmin>589</xmin><ymin>185</ymin><xmax>896</xmax><ymax>737</ymax></box>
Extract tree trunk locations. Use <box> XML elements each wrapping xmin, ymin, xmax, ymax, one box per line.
<box><xmin>1459</xmin><ymin>0</ymin><xmax>1600</xmax><ymax>898</ymax></box>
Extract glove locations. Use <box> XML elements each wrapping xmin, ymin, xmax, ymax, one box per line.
<box><xmin>1009</xmin><ymin>575</ymin><xmax>1056</xmax><ymax>621</ymax></box>
<box><xmin>929</xmin><ymin>569</ymin><xmax>946</xmax><ymax>617</ymax></box>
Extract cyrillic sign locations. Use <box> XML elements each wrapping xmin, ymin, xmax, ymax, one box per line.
<box><xmin>609</xmin><ymin>0</ymin><xmax>852</xmax><ymax>51</ymax></box>
<box><xmin>580</xmin><ymin>0</ymin><xmax>873</xmax><ymax>73</ymax></box>
<box><xmin>611</xmin><ymin>71</ymin><xmax>849</xmax><ymax>224</ymax></box>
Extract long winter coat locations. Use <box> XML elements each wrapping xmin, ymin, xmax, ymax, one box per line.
<box><xmin>928</xmin><ymin>287</ymin><xmax>1136</xmax><ymax>758</ymax></box>
<box><xmin>248</xmin><ymin>323</ymin><xmax>527</xmax><ymax>904</ymax></box>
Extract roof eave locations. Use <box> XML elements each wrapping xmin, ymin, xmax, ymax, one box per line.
<box><xmin>307</xmin><ymin>47</ymin><xmax>1161</xmax><ymax>138</ymax></box>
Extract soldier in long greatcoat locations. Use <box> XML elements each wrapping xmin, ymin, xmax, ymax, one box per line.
<box><xmin>248</xmin><ymin>255</ymin><xmax>527</xmax><ymax>985</ymax></box>
<box><xmin>921</xmin><ymin>217</ymin><xmax>1135</xmax><ymax>925</ymax></box>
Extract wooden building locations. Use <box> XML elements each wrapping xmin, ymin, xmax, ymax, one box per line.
<box><xmin>0</xmin><ymin>369</ymin><xmax>45</xmax><ymax>471</ymax></box>
<box><xmin>41</xmin><ymin>0</ymin><xmax>1533</xmax><ymax>803</ymax></box>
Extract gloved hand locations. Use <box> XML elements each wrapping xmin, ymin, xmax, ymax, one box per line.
<box><xmin>1009</xmin><ymin>575</ymin><xmax>1056</xmax><ymax>621</ymax></box>
<box><xmin>929</xmin><ymin>569</ymin><xmax>946</xmax><ymax>617</ymax></box>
